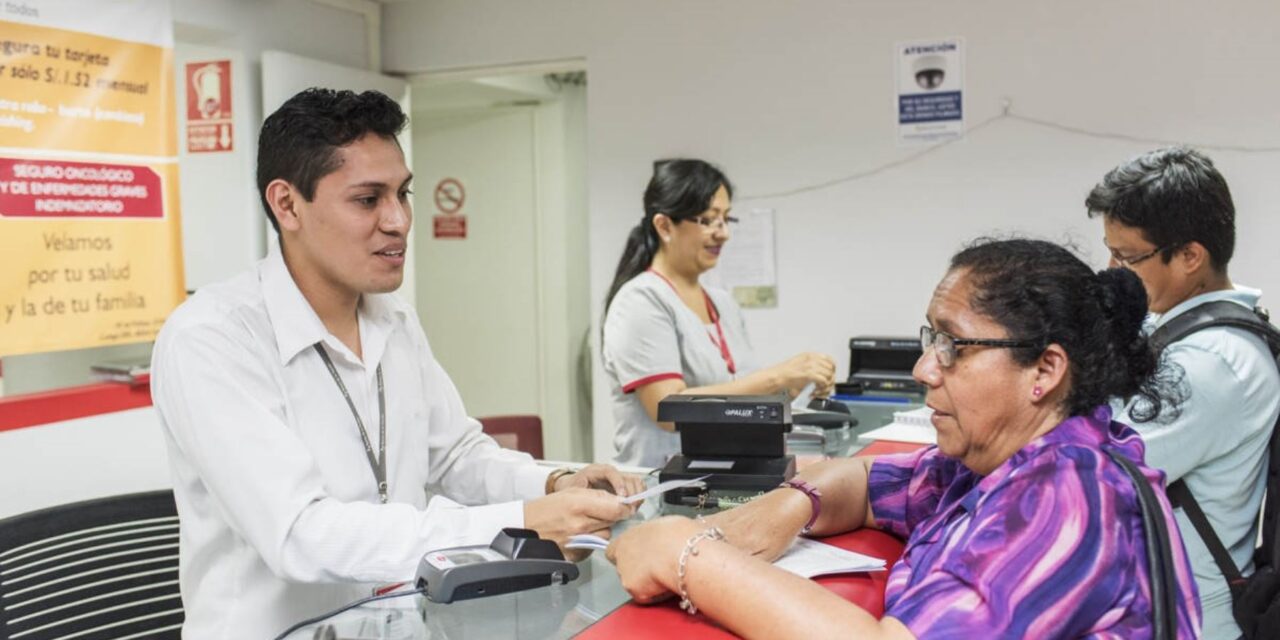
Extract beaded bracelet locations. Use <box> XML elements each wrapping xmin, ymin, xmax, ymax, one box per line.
<box><xmin>676</xmin><ymin>525</ymin><xmax>726</xmax><ymax>615</ymax></box>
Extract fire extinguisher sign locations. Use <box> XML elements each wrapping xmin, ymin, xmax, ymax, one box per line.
<box><xmin>185</xmin><ymin>60</ymin><xmax>233</xmax><ymax>153</ymax></box>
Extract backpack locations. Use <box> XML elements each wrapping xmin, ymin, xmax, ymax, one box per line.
<box><xmin>1148</xmin><ymin>300</ymin><xmax>1280</xmax><ymax>640</ymax></box>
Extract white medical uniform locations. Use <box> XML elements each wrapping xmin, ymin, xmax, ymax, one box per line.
<box><xmin>602</xmin><ymin>270</ymin><xmax>757</xmax><ymax>468</ymax></box>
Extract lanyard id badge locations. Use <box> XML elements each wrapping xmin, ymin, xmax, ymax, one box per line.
<box><xmin>314</xmin><ymin>344</ymin><xmax>389</xmax><ymax>503</ymax></box>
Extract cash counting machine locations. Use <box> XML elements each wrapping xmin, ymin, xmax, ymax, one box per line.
<box><xmin>839</xmin><ymin>336</ymin><xmax>925</xmax><ymax>395</ymax></box>
<box><xmin>657</xmin><ymin>394</ymin><xmax>795</xmax><ymax>503</ymax></box>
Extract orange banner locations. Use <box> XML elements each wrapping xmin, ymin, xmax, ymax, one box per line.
<box><xmin>0</xmin><ymin>2</ymin><xmax>182</xmax><ymax>356</ymax></box>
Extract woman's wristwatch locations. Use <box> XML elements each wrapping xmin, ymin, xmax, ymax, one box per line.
<box><xmin>545</xmin><ymin>467</ymin><xmax>577</xmax><ymax>494</ymax></box>
<box><xmin>779</xmin><ymin>478</ymin><xmax>823</xmax><ymax>535</ymax></box>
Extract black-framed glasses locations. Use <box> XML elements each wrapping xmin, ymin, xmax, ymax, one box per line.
<box><xmin>1108</xmin><ymin>244</ymin><xmax>1175</xmax><ymax>268</ymax></box>
<box><xmin>919</xmin><ymin>326</ymin><xmax>1040</xmax><ymax>368</ymax></box>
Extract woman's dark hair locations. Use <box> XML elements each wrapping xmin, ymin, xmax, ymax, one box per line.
<box><xmin>949</xmin><ymin>238</ymin><xmax>1177</xmax><ymax>421</ymax></box>
<box><xmin>602</xmin><ymin>159</ymin><xmax>733</xmax><ymax>314</ymax></box>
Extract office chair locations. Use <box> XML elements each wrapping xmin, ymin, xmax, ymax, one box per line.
<box><xmin>478</xmin><ymin>415</ymin><xmax>545</xmax><ymax>459</ymax></box>
<box><xmin>0</xmin><ymin>491</ymin><xmax>183</xmax><ymax>640</ymax></box>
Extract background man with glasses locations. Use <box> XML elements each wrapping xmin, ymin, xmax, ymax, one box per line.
<box><xmin>1086</xmin><ymin>146</ymin><xmax>1280</xmax><ymax>639</ymax></box>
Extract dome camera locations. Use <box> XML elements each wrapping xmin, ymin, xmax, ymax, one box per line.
<box><xmin>913</xmin><ymin>55</ymin><xmax>946</xmax><ymax>90</ymax></box>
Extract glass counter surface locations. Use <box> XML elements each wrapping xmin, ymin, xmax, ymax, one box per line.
<box><xmin>283</xmin><ymin>399</ymin><xmax>922</xmax><ymax>639</ymax></box>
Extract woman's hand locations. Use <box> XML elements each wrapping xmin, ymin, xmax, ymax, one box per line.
<box><xmin>554</xmin><ymin>463</ymin><xmax>646</xmax><ymax>500</ymax></box>
<box><xmin>769</xmin><ymin>352</ymin><xmax>837</xmax><ymax>398</ymax></box>
<box><xmin>606</xmin><ymin>515</ymin><xmax>703</xmax><ymax>604</ymax></box>
<box><xmin>703</xmin><ymin>488</ymin><xmax>810</xmax><ymax>561</ymax></box>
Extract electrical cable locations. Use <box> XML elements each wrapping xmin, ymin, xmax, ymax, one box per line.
<box><xmin>270</xmin><ymin>586</ymin><xmax>427</xmax><ymax>640</ymax></box>
<box><xmin>737</xmin><ymin>105</ymin><xmax>1280</xmax><ymax>202</ymax></box>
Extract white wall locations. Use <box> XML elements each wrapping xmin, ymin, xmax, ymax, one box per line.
<box><xmin>384</xmin><ymin>0</ymin><xmax>1280</xmax><ymax>462</ymax></box>
<box><xmin>0</xmin><ymin>409</ymin><xmax>170</xmax><ymax>519</ymax></box>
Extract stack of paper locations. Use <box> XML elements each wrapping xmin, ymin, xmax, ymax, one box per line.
<box><xmin>772</xmin><ymin>537</ymin><xmax>886</xmax><ymax>578</ymax></box>
<box><xmin>860</xmin><ymin>406</ymin><xmax>936</xmax><ymax>444</ymax></box>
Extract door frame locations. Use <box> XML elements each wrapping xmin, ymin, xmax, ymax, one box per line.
<box><xmin>407</xmin><ymin>60</ymin><xmax>591</xmax><ymax>461</ymax></box>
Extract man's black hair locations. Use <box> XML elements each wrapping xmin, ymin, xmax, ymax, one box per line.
<box><xmin>256</xmin><ymin>88</ymin><xmax>407</xmax><ymax>233</ymax></box>
<box><xmin>1085</xmin><ymin>146</ymin><xmax>1235</xmax><ymax>272</ymax></box>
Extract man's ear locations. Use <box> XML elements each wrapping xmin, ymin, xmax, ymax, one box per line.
<box><xmin>1175</xmin><ymin>241</ymin><xmax>1212</xmax><ymax>277</ymax></box>
<box><xmin>265</xmin><ymin>179</ymin><xmax>302</xmax><ymax>233</ymax></box>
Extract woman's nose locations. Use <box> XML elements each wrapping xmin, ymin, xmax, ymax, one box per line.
<box><xmin>913</xmin><ymin>349</ymin><xmax>942</xmax><ymax>387</ymax></box>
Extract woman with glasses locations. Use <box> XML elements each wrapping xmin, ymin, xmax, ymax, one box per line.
<box><xmin>608</xmin><ymin>238</ymin><xmax>1202</xmax><ymax>639</ymax></box>
<box><xmin>602</xmin><ymin>158</ymin><xmax>836</xmax><ymax>468</ymax></box>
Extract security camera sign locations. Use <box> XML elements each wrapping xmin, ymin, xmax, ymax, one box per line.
<box><xmin>896</xmin><ymin>38</ymin><xmax>964</xmax><ymax>144</ymax></box>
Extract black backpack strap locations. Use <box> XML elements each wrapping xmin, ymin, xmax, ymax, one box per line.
<box><xmin>1106</xmin><ymin>447</ymin><xmax>1180</xmax><ymax>640</ymax></box>
<box><xmin>1149</xmin><ymin>300</ymin><xmax>1280</xmax><ymax>356</ymax></box>
<box><xmin>1149</xmin><ymin>300</ymin><xmax>1280</xmax><ymax>586</ymax></box>
<box><xmin>1167</xmin><ymin>479</ymin><xmax>1247</xmax><ymax>586</ymax></box>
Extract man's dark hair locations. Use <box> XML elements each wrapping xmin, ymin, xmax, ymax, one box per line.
<box><xmin>256</xmin><ymin>88</ymin><xmax>407</xmax><ymax>233</ymax></box>
<box><xmin>1085</xmin><ymin>146</ymin><xmax>1235</xmax><ymax>272</ymax></box>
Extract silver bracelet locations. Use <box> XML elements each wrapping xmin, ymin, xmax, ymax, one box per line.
<box><xmin>676</xmin><ymin>525</ymin><xmax>726</xmax><ymax>615</ymax></box>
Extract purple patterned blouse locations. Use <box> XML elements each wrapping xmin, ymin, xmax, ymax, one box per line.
<box><xmin>869</xmin><ymin>405</ymin><xmax>1201</xmax><ymax>639</ymax></box>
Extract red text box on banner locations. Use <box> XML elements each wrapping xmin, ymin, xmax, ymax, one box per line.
<box><xmin>0</xmin><ymin>158</ymin><xmax>163</xmax><ymax>218</ymax></box>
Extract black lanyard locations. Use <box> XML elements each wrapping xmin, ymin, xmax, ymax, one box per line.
<box><xmin>314</xmin><ymin>344</ymin><xmax>388</xmax><ymax>503</ymax></box>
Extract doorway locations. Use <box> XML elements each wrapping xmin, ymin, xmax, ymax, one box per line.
<box><xmin>409</xmin><ymin>65</ymin><xmax>591</xmax><ymax>461</ymax></box>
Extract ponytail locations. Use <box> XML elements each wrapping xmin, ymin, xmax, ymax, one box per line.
<box><xmin>604</xmin><ymin>221</ymin><xmax>658</xmax><ymax>314</ymax></box>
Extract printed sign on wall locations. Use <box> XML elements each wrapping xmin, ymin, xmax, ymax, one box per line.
<box><xmin>0</xmin><ymin>0</ymin><xmax>184</xmax><ymax>356</ymax></box>
<box><xmin>432</xmin><ymin>177</ymin><xmax>467</xmax><ymax>239</ymax></box>
<box><xmin>896</xmin><ymin>37</ymin><xmax>964</xmax><ymax>144</ymax></box>
<box><xmin>185</xmin><ymin>59</ymin><xmax>232</xmax><ymax>153</ymax></box>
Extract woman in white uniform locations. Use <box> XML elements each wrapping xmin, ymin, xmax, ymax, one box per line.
<box><xmin>603</xmin><ymin>159</ymin><xmax>836</xmax><ymax>468</ymax></box>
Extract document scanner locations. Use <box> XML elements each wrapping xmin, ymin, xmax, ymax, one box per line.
<box><xmin>657</xmin><ymin>394</ymin><xmax>795</xmax><ymax>503</ymax></box>
<box><xmin>415</xmin><ymin>528</ymin><xmax>578</xmax><ymax>603</ymax></box>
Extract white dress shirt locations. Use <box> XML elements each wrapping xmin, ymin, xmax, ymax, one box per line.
<box><xmin>151</xmin><ymin>249</ymin><xmax>552</xmax><ymax>639</ymax></box>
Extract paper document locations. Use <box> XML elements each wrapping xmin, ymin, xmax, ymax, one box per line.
<box><xmin>791</xmin><ymin>382</ymin><xmax>816</xmax><ymax>410</ymax></box>
<box><xmin>567</xmin><ymin>534</ymin><xmax>610</xmax><ymax>551</ymax></box>
<box><xmin>687</xmin><ymin>460</ymin><xmax>735</xmax><ymax>470</ymax></box>
<box><xmin>773</xmin><ymin>537</ymin><xmax>887</xmax><ymax>578</ymax></box>
<box><xmin>619</xmin><ymin>475</ymin><xmax>710</xmax><ymax>505</ymax></box>
<box><xmin>568</xmin><ymin>534</ymin><xmax>888</xmax><ymax>577</ymax></box>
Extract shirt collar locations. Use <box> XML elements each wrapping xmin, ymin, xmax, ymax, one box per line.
<box><xmin>259</xmin><ymin>247</ymin><xmax>407</xmax><ymax>368</ymax></box>
<box><xmin>1149</xmin><ymin>284</ymin><xmax>1262</xmax><ymax>330</ymax></box>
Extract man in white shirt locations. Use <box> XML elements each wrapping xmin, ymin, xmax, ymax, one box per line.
<box><xmin>151</xmin><ymin>88</ymin><xmax>640</xmax><ymax>638</ymax></box>
<box><xmin>1087</xmin><ymin>147</ymin><xmax>1280</xmax><ymax>639</ymax></box>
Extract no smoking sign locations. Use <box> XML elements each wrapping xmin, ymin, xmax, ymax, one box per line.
<box><xmin>432</xmin><ymin>177</ymin><xmax>467</xmax><ymax>239</ymax></box>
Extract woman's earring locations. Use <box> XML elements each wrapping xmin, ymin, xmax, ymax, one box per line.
<box><xmin>662</xmin><ymin>236</ymin><xmax>670</xmax><ymax>243</ymax></box>
<box><xmin>1032</xmin><ymin>386</ymin><xmax>1043</xmax><ymax>398</ymax></box>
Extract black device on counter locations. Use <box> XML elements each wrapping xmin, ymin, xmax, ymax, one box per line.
<box><xmin>414</xmin><ymin>528</ymin><xmax>579</xmax><ymax>603</ymax></box>
<box><xmin>657</xmin><ymin>394</ymin><xmax>795</xmax><ymax>502</ymax></box>
<box><xmin>845</xmin><ymin>336</ymin><xmax>925</xmax><ymax>394</ymax></box>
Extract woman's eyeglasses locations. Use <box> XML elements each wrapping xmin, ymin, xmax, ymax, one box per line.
<box><xmin>919</xmin><ymin>326</ymin><xmax>1040</xmax><ymax>368</ymax></box>
<box><xmin>688</xmin><ymin>215</ymin><xmax>738</xmax><ymax>232</ymax></box>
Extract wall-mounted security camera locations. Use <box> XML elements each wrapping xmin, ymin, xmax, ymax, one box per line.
<box><xmin>913</xmin><ymin>55</ymin><xmax>946</xmax><ymax>90</ymax></box>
